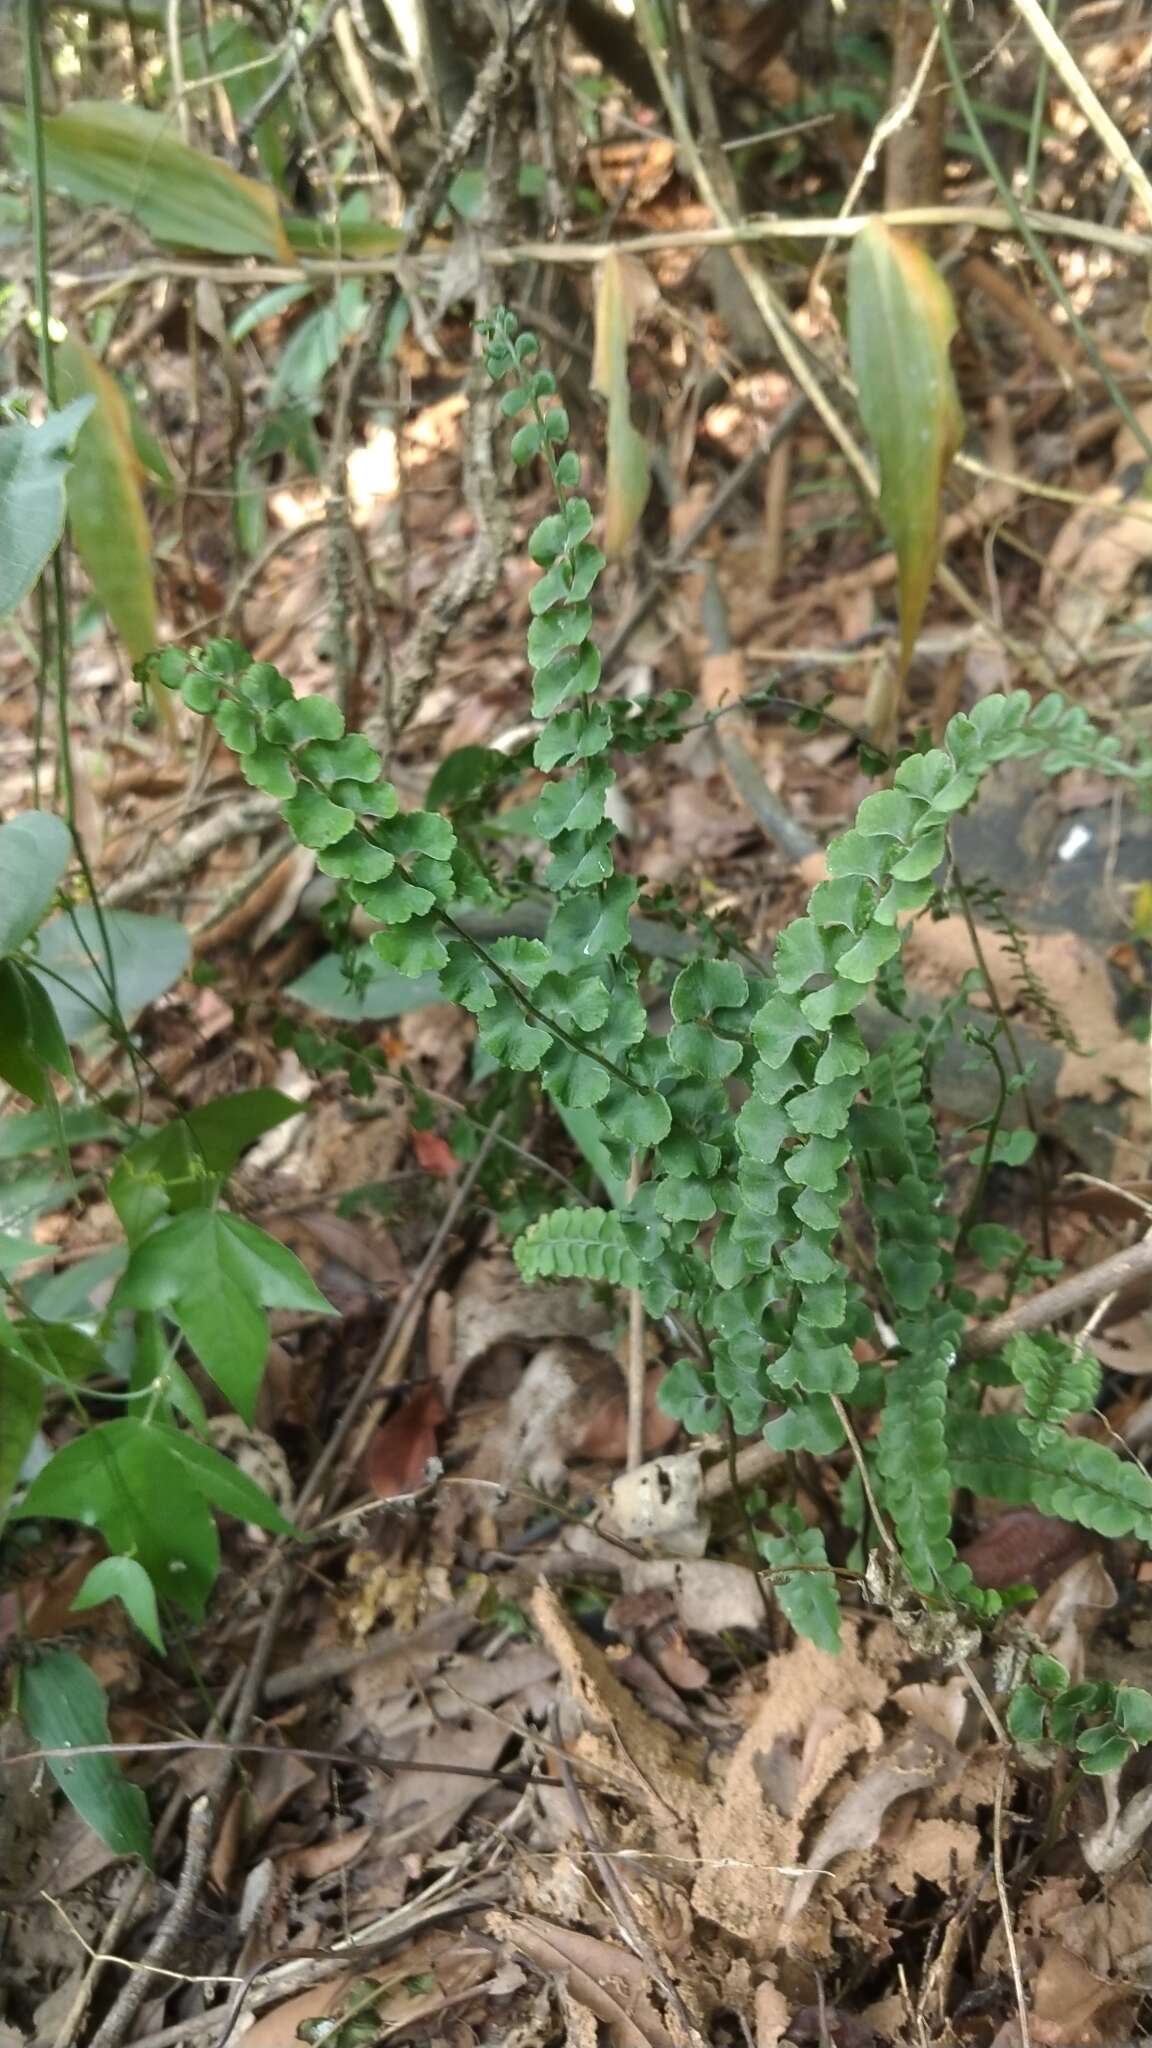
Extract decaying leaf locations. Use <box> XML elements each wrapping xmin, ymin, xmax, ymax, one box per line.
<box><xmin>366</xmin><ymin>1383</ymin><xmax>447</xmax><ymax>1499</ymax></box>
<box><xmin>608</xmin><ymin>1452</ymin><xmax>710</xmax><ymax>1558</ymax></box>
<box><xmin>1040</xmin><ymin>401</ymin><xmax>1152</xmax><ymax>676</ymax></box>
<box><xmin>592</xmin><ymin>251</ymin><xmax>653</xmax><ymax>556</ymax></box>
<box><xmin>785</xmin><ymin>1725</ymin><xmax>960</xmax><ymax>1921</ymax></box>
<box><xmin>494</xmin><ymin>1914</ymin><xmax>681</xmax><ymax>2048</ymax></box>
<box><xmin>847</xmin><ymin>220</ymin><xmax>963</xmax><ymax>675</ymax></box>
<box><xmin>447</xmin><ymin>1249</ymin><xmax>612</xmax><ymax>1408</ymax></box>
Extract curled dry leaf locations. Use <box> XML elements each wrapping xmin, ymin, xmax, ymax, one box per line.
<box><xmin>1026</xmin><ymin>1551</ymin><xmax>1118</xmax><ymax>1683</ymax></box>
<box><xmin>785</xmin><ymin>1726</ymin><xmax>961</xmax><ymax>1922</ymax></box>
<box><xmin>623</xmin><ymin>1557</ymin><xmax>765</xmax><ymax>1636</ymax></box>
<box><xmin>447</xmin><ymin>1249</ymin><xmax>612</xmax><ymax>1408</ymax></box>
<box><xmin>493</xmin><ymin>1914</ymin><xmax>684</xmax><ymax>2048</ymax></box>
<box><xmin>608</xmin><ymin>1452</ymin><xmax>710</xmax><ymax>1558</ymax></box>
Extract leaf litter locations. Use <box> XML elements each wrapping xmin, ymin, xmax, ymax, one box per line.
<box><xmin>11</xmin><ymin>13</ymin><xmax>1152</xmax><ymax>2048</ymax></box>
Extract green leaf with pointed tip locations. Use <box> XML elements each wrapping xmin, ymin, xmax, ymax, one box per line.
<box><xmin>71</xmin><ymin>1556</ymin><xmax>164</xmax><ymax>1653</ymax></box>
<box><xmin>0</xmin><ymin>812</ymin><xmax>72</xmax><ymax>953</ymax></box>
<box><xmin>113</xmin><ymin>1212</ymin><xmax>331</xmax><ymax>1420</ymax></box>
<box><xmin>848</xmin><ymin>221</ymin><xmax>963</xmax><ymax>675</ymax></box>
<box><xmin>19</xmin><ymin>1649</ymin><xmax>153</xmax><ymax>1861</ymax></box>
<box><xmin>0</xmin><ymin>399</ymin><xmax>95</xmax><ymax>617</ymax></box>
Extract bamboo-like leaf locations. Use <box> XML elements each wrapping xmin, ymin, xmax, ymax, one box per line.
<box><xmin>592</xmin><ymin>252</ymin><xmax>651</xmax><ymax>556</ymax></box>
<box><xmin>1</xmin><ymin>101</ymin><xmax>292</xmax><ymax>260</ymax></box>
<box><xmin>56</xmin><ymin>334</ymin><xmax>158</xmax><ymax>661</ymax></box>
<box><xmin>847</xmin><ymin>221</ymin><xmax>963</xmax><ymax>673</ymax></box>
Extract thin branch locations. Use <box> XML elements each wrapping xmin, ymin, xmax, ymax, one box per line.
<box><xmin>960</xmin><ymin>1237</ymin><xmax>1152</xmax><ymax>1360</ymax></box>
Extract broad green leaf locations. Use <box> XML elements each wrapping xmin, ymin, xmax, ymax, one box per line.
<box><xmin>15</xmin><ymin>1420</ymin><xmax>221</xmax><ymax>1613</ymax></box>
<box><xmin>56</xmin><ymin>333</ymin><xmax>157</xmax><ymax>661</ymax></box>
<box><xmin>0</xmin><ymin>400</ymin><xmax>93</xmax><ymax>616</ymax></box>
<box><xmin>591</xmin><ymin>252</ymin><xmax>651</xmax><ymax>556</ymax></box>
<box><xmin>18</xmin><ymin>1649</ymin><xmax>152</xmax><ymax>1861</ymax></box>
<box><xmin>0</xmin><ymin>810</ymin><xmax>71</xmax><ymax>954</ymax></box>
<box><xmin>2</xmin><ymin>101</ymin><xmax>292</xmax><ymax>260</ymax></box>
<box><xmin>179</xmin><ymin>18</ymin><xmax>286</xmax><ymax>186</ymax></box>
<box><xmin>113</xmin><ymin>1210</ymin><xmax>332</xmax><ymax>1418</ymax></box>
<box><xmin>0</xmin><ymin>1347</ymin><xmax>44</xmax><ymax>1522</ymax></box>
<box><xmin>555</xmin><ymin>1104</ymin><xmax>631</xmax><ymax>1208</ymax></box>
<box><xmin>156</xmin><ymin>1424</ymin><xmax>293</xmax><ymax>1533</ymax></box>
<box><xmin>71</xmin><ymin>1555</ymin><xmax>165</xmax><ymax>1653</ymax></box>
<box><xmin>0</xmin><ymin>959</ymin><xmax>73</xmax><ymax>1103</ymax></box>
<box><xmin>109</xmin><ymin>1089</ymin><xmax>305</xmax><ymax>1240</ymax></box>
<box><xmin>28</xmin><ymin>908</ymin><xmax>189</xmax><ymax>1041</ymax></box>
<box><xmin>847</xmin><ymin>221</ymin><xmax>963</xmax><ymax>674</ymax></box>
<box><xmin>0</xmin><ymin>1103</ymin><xmax>120</xmax><ymax>1162</ymax></box>
<box><xmin>269</xmin><ymin>281</ymin><xmax>366</xmax><ymax>404</ymax></box>
<box><xmin>286</xmin><ymin>948</ymin><xmax>443</xmax><ymax>1020</ymax></box>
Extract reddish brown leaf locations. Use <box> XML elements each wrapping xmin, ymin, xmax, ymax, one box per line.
<box><xmin>412</xmin><ymin>1127</ymin><xmax>460</xmax><ymax>1178</ymax></box>
<box><xmin>366</xmin><ymin>1384</ymin><xmax>447</xmax><ymax>1499</ymax></box>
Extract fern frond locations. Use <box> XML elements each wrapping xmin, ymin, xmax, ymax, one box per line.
<box><xmin>877</xmin><ymin>1340</ymin><xmax>958</xmax><ymax>1591</ymax></box>
<box><xmin>950</xmin><ymin>1411</ymin><xmax>1152</xmax><ymax>1541</ymax></box>
<box><xmin>962</xmin><ymin>878</ymin><xmax>1085</xmax><ymax>1053</ymax></box>
<box><xmin>1006</xmin><ymin>1332</ymin><xmax>1101</xmax><ymax>1433</ymax></box>
<box><xmin>514</xmin><ymin>1206</ymin><xmax>639</xmax><ymax>1286</ymax></box>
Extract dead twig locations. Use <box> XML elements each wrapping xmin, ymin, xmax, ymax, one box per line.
<box><xmin>960</xmin><ymin>1236</ymin><xmax>1152</xmax><ymax>1359</ymax></box>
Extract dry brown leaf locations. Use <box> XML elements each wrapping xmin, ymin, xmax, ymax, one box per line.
<box><xmin>1026</xmin><ymin>1552</ymin><xmax>1118</xmax><ymax>1681</ymax></box>
<box><xmin>607</xmin><ymin>1452</ymin><xmax>710</xmax><ymax>1557</ymax></box>
<box><xmin>366</xmin><ymin>1383</ymin><xmax>446</xmax><ymax>1499</ymax></box>
<box><xmin>903</xmin><ymin>916</ymin><xmax>1149</xmax><ymax>1110</ymax></box>
<box><xmin>447</xmin><ymin>1251</ymin><xmax>612</xmax><ymax>1407</ymax></box>
<box><xmin>785</xmin><ymin>1726</ymin><xmax>961</xmax><ymax>1921</ymax></box>
<box><xmin>531</xmin><ymin>1582</ymin><xmax>708</xmax><ymax>1839</ymax></box>
<box><xmin>485</xmin><ymin>1339</ymin><xmax>618</xmax><ymax>1491</ymax></box>
<box><xmin>623</xmin><ymin>1558</ymin><xmax>765</xmax><ymax>1635</ymax></box>
<box><xmin>494</xmin><ymin>1915</ymin><xmax>681</xmax><ymax>2048</ymax></box>
<box><xmin>1041</xmin><ymin>400</ymin><xmax>1152</xmax><ymax>675</ymax></box>
<box><xmin>692</xmin><ymin>1621</ymin><xmax>902</xmax><ymax>1950</ymax></box>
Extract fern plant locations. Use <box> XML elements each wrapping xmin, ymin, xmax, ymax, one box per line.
<box><xmin>148</xmin><ymin>306</ymin><xmax>1152</xmax><ymax>1652</ymax></box>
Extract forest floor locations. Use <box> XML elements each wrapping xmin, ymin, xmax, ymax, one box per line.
<box><xmin>7</xmin><ymin>6</ymin><xmax>1152</xmax><ymax>2047</ymax></box>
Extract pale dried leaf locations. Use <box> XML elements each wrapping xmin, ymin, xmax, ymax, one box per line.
<box><xmin>608</xmin><ymin>1453</ymin><xmax>709</xmax><ymax>1558</ymax></box>
<box><xmin>786</xmin><ymin>1727</ymin><xmax>960</xmax><ymax>1921</ymax></box>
